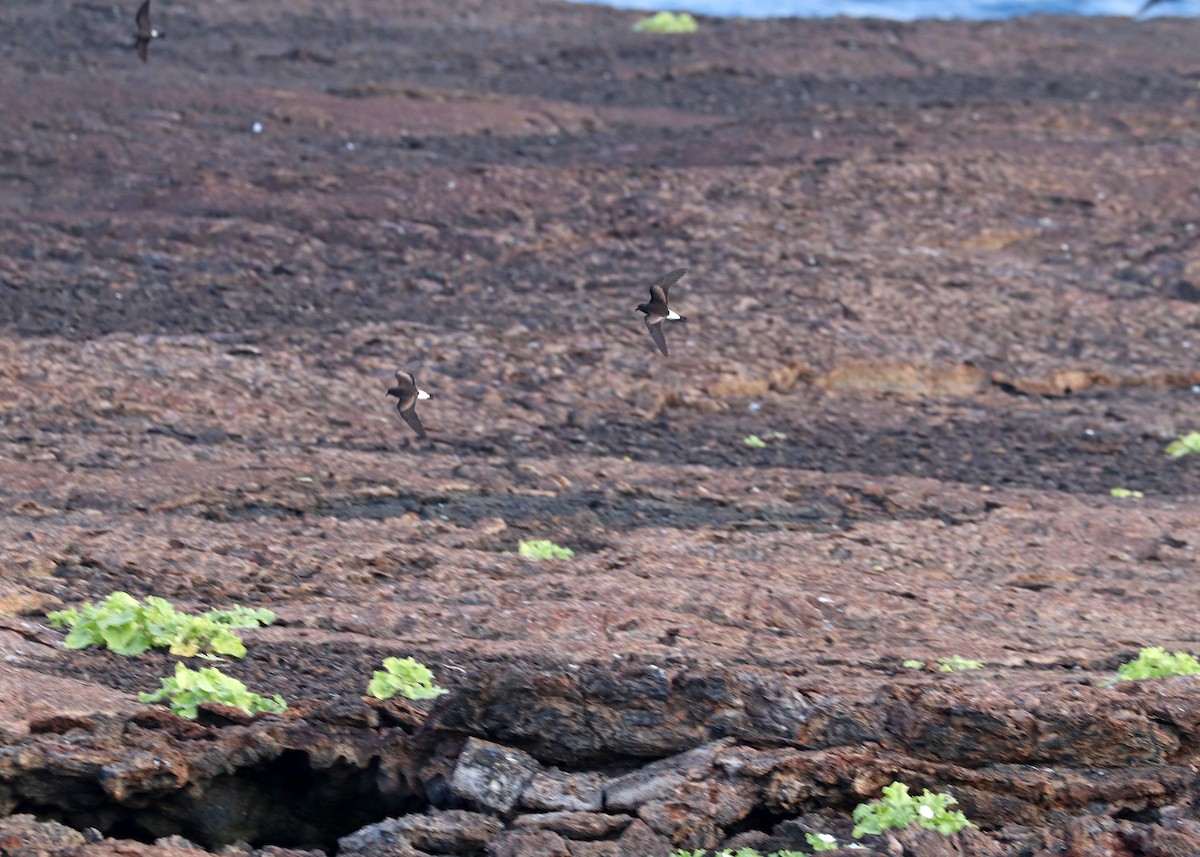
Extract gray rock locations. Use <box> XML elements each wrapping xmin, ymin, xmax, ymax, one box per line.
<box><xmin>614</xmin><ymin>819</ymin><xmax>672</xmax><ymax>857</ymax></box>
<box><xmin>511</xmin><ymin>811</ymin><xmax>633</xmax><ymax>839</ymax></box>
<box><xmin>452</xmin><ymin>737</ymin><xmax>541</xmax><ymax>813</ymax></box>
<box><xmin>521</xmin><ymin>767</ymin><xmax>606</xmax><ymax>812</ymax></box>
<box><xmin>337</xmin><ymin>822</ymin><xmax>421</xmax><ymax>857</ymax></box>
<box><xmin>603</xmin><ymin>739</ymin><xmax>733</xmax><ymax>811</ymax></box>
<box><xmin>372</xmin><ymin>808</ymin><xmax>505</xmax><ymax>855</ymax></box>
<box><xmin>488</xmin><ymin>829</ymin><xmax>571</xmax><ymax>857</ymax></box>
<box><xmin>0</xmin><ymin>814</ymin><xmax>85</xmax><ymax>856</ymax></box>
<box><xmin>565</xmin><ymin>842</ymin><xmax>620</xmax><ymax>857</ymax></box>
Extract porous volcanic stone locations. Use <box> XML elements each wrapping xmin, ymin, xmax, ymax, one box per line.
<box><xmin>0</xmin><ymin>814</ymin><xmax>85</xmax><ymax>856</ymax></box>
<box><xmin>489</xmin><ymin>829</ymin><xmax>571</xmax><ymax>857</ymax></box>
<box><xmin>510</xmin><ymin>810</ymin><xmax>633</xmax><ymax>839</ymax></box>
<box><xmin>351</xmin><ymin>808</ymin><xmax>504</xmax><ymax>855</ymax></box>
<box><xmin>520</xmin><ymin>768</ymin><xmax>607</xmax><ymax>812</ymax></box>
<box><xmin>450</xmin><ymin>738</ymin><xmax>541</xmax><ymax>813</ymax></box>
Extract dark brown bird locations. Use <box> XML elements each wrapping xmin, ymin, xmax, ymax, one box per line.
<box><xmin>1136</xmin><ymin>0</ymin><xmax>1177</xmax><ymax>13</ymax></box>
<box><xmin>636</xmin><ymin>267</ymin><xmax>688</xmax><ymax>356</ymax></box>
<box><xmin>386</xmin><ymin>370</ymin><xmax>431</xmax><ymax>439</ymax></box>
<box><xmin>134</xmin><ymin>0</ymin><xmax>163</xmax><ymax>63</ymax></box>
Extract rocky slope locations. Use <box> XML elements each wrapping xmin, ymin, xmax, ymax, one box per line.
<box><xmin>2</xmin><ymin>0</ymin><xmax>1200</xmax><ymax>854</ymax></box>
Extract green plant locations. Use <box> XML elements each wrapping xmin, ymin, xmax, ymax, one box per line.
<box><xmin>852</xmin><ymin>781</ymin><xmax>976</xmax><ymax>838</ymax></box>
<box><xmin>902</xmin><ymin>659</ymin><xmax>926</xmax><ymax>669</ymax></box>
<box><xmin>367</xmin><ymin>656</ymin><xmax>449</xmax><ymax>701</ymax></box>
<box><xmin>1166</xmin><ymin>431</ymin><xmax>1200</xmax><ymax>457</ymax></box>
<box><xmin>805</xmin><ymin>832</ymin><xmax>840</xmax><ymax>852</ymax></box>
<box><xmin>47</xmin><ymin>592</ymin><xmax>274</xmax><ymax>658</ymax></box>
<box><xmin>743</xmin><ymin>435</ymin><xmax>767</xmax><ymax>448</ymax></box>
<box><xmin>1113</xmin><ymin>646</ymin><xmax>1200</xmax><ymax>683</ymax></box>
<box><xmin>518</xmin><ymin>539</ymin><xmax>575</xmax><ymax>560</ymax></box>
<box><xmin>633</xmin><ymin>11</ymin><xmax>699</xmax><ymax>33</ymax></box>
<box><xmin>1110</xmin><ymin>487</ymin><xmax>1144</xmax><ymax>499</ymax></box>
<box><xmin>937</xmin><ymin>656</ymin><xmax>982</xmax><ymax>672</ymax></box>
<box><xmin>138</xmin><ymin>662</ymin><xmax>286</xmax><ymax>720</ymax></box>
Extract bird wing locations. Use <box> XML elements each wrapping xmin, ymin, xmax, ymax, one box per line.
<box><xmin>392</xmin><ymin>370</ymin><xmax>417</xmax><ymax>396</ymax></box>
<box><xmin>135</xmin><ymin>0</ymin><xmax>152</xmax><ymax>34</ymax></box>
<box><xmin>399</xmin><ymin>406</ymin><xmax>427</xmax><ymax>439</ymax></box>
<box><xmin>646</xmin><ymin>318</ymin><xmax>669</xmax><ymax>356</ymax></box>
<box><xmin>136</xmin><ymin>37</ymin><xmax>149</xmax><ymax>61</ymax></box>
<box><xmin>649</xmin><ymin>267</ymin><xmax>688</xmax><ymax>301</ymax></box>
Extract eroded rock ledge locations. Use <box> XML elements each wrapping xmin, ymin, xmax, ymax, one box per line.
<box><xmin>2</xmin><ymin>660</ymin><xmax>1199</xmax><ymax>856</ymax></box>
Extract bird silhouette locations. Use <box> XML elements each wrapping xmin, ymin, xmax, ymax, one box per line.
<box><xmin>636</xmin><ymin>267</ymin><xmax>689</xmax><ymax>356</ymax></box>
<box><xmin>386</xmin><ymin>370</ymin><xmax>431</xmax><ymax>439</ymax></box>
<box><xmin>134</xmin><ymin>0</ymin><xmax>163</xmax><ymax>63</ymax></box>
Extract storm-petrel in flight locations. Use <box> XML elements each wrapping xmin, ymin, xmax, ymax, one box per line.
<box><xmin>636</xmin><ymin>267</ymin><xmax>688</xmax><ymax>356</ymax></box>
<box><xmin>134</xmin><ymin>0</ymin><xmax>163</xmax><ymax>63</ymax></box>
<box><xmin>386</xmin><ymin>369</ymin><xmax>431</xmax><ymax>439</ymax></box>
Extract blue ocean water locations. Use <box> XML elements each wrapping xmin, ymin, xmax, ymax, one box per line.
<box><xmin>591</xmin><ymin>0</ymin><xmax>1193</xmax><ymax>21</ymax></box>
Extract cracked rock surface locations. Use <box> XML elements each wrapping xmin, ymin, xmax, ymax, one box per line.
<box><xmin>2</xmin><ymin>0</ymin><xmax>1200</xmax><ymax>854</ymax></box>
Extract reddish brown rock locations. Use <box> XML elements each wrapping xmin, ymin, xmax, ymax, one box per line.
<box><xmin>1</xmin><ymin>0</ymin><xmax>1200</xmax><ymax>853</ymax></box>
<box><xmin>489</xmin><ymin>829</ymin><xmax>571</xmax><ymax>857</ymax></box>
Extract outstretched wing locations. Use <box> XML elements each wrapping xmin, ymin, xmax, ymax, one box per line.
<box><xmin>136</xmin><ymin>37</ymin><xmax>149</xmax><ymax>61</ymax></box>
<box><xmin>648</xmin><ymin>267</ymin><xmax>688</xmax><ymax>301</ymax></box>
<box><xmin>399</xmin><ymin>405</ymin><xmax>427</xmax><ymax>439</ymax></box>
<box><xmin>135</xmin><ymin>0</ymin><xmax>152</xmax><ymax>34</ymax></box>
<box><xmin>646</xmin><ymin>318</ymin><xmax>669</xmax><ymax>356</ymax></box>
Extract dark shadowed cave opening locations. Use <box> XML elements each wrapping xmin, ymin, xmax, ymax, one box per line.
<box><xmin>17</xmin><ymin>749</ymin><xmax>423</xmax><ymax>854</ymax></box>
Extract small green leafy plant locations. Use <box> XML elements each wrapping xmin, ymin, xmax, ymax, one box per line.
<box><xmin>138</xmin><ymin>662</ymin><xmax>286</xmax><ymax>720</ymax></box>
<box><xmin>518</xmin><ymin>539</ymin><xmax>575</xmax><ymax>560</ymax></box>
<box><xmin>852</xmin><ymin>781</ymin><xmax>976</xmax><ymax>838</ymax></box>
<box><xmin>367</xmin><ymin>656</ymin><xmax>449</xmax><ymax>701</ymax></box>
<box><xmin>47</xmin><ymin>592</ymin><xmax>274</xmax><ymax>658</ymax></box>
<box><xmin>1110</xmin><ymin>487</ymin><xmax>1144</xmax><ymax>499</ymax></box>
<box><xmin>1166</xmin><ymin>431</ymin><xmax>1200</xmax><ymax>458</ymax></box>
<box><xmin>902</xmin><ymin>659</ymin><xmax>926</xmax><ymax>670</ymax></box>
<box><xmin>743</xmin><ymin>435</ymin><xmax>767</xmax><ymax>448</ymax></box>
<box><xmin>633</xmin><ymin>11</ymin><xmax>699</xmax><ymax>33</ymax></box>
<box><xmin>805</xmin><ymin>832</ymin><xmax>841</xmax><ymax>852</ymax></box>
<box><xmin>1113</xmin><ymin>646</ymin><xmax>1200</xmax><ymax>683</ymax></box>
<box><xmin>937</xmin><ymin>655</ymin><xmax>982</xmax><ymax>672</ymax></box>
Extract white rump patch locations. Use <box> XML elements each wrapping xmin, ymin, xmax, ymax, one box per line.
<box><xmin>417</xmin><ymin>389</ymin><xmax>431</xmax><ymax>400</ymax></box>
<box><xmin>666</xmin><ymin>309</ymin><xmax>682</xmax><ymax>320</ymax></box>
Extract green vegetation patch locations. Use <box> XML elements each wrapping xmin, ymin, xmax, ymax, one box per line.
<box><xmin>139</xmin><ymin>662</ymin><xmax>286</xmax><ymax>720</ymax></box>
<box><xmin>1166</xmin><ymin>431</ymin><xmax>1200</xmax><ymax>458</ymax></box>
<box><xmin>367</xmin><ymin>656</ymin><xmax>449</xmax><ymax>701</ymax></box>
<box><xmin>518</xmin><ymin>539</ymin><xmax>575</xmax><ymax>560</ymax></box>
<box><xmin>1114</xmin><ymin>646</ymin><xmax>1200</xmax><ymax>682</ymax></box>
<box><xmin>633</xmin><ymin>11</ymin><xmax>699</xmax><ymax>32</ymax></box>
<box><xmin>48</xmin><ymin>591</ymin><xmax>274</xmax><ymax>658</ymax></box>
<box><xmin>852</xmin><ymin>781</ymin><xmax>976</xmax><ymax>838</ymax></box>
<box><xmin>937</xmin><ymin>655</ymin><xmax>983</xmax><ymax>672</ymax></box>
